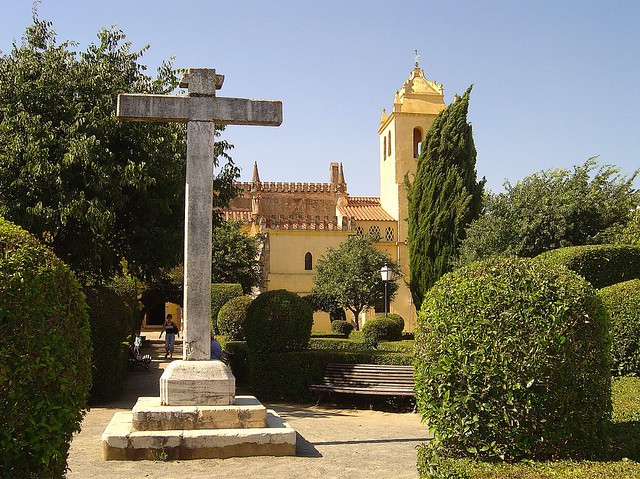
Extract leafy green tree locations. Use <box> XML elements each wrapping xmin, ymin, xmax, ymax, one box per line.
<box><xmin>407</xmin><ymin>86</ymin><xmax>485</xmax><ymax>309</ymax></box>
<box><xmin>311</xmin><ymin>235</ymin><xmax>399</xmax><ymax>330</ymax></box>
<box><xmin>614</xmin><ymin>208</ymin><xmax>640</xmax><ymax>246</ymax></box>
<box><xmin>458</xmin><ymin>158</ymin><xmax>639</xmax><ymax>265</ymax></box>
<box><xmin>0</xmin><ymin>17</ymin><xmax>238</xmax><ymax>282</ymax></box>
<box><xmin>211</xmin><ymin>221</ymin><xmax>261</xmax><ymax>294</ymax></box>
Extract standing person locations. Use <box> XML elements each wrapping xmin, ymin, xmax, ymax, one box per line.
<box><xmin>133</xmin><ymin>331</ymin><xmax>143</xmax><ymax>358</ymax></box>
<box><xmin>159</xmin><ymin>314</ymin><xmax>178</xmax><ymax>359</ymax></box>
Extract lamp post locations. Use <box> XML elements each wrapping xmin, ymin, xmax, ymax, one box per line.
<box><xmin>380</xmin><ymin>264</ymin><xmax>392</xmax><ymax>316</ymax></box>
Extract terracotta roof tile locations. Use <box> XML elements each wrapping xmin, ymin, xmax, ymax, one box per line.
<box><xmin>339</xmin><ymin>197</ymin><xmax>395</xmax><ymax>221</ymax></box>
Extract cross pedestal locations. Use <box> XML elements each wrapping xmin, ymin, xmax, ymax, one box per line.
<box><xmin>117</xmin><ymin>68</ymin><xmax>282</xmax><ymax>405</ymax></box>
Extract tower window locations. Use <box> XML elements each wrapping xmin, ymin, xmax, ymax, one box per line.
<box><xmin>388</xmin><ymin>131</ymin><xmax>392</xmax><ymax>156</ymax></box>
<box><xmin>413</xmin><ymin>127</ymin><xmax>423</xmax><ymax>158</ymax></box>
<box><xmin>385</xmin><ymin>226</ymin><xmax>395</xmax><ymax>242</ymax></box>
<box><xmin>304</xmin><ymin>252</ymin><xmax>313</xmax><ymax>270</ymax></box>
<box><xmin>383</xmin><ymin>137</ymin><xmax>387</xmax><ymax>160</ymax></box>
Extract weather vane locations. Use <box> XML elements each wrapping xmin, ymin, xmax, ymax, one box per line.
<box><xmin>414</xmin><ymin>49</ymin><xmax>420</xmax><ymax>67</ymax></box>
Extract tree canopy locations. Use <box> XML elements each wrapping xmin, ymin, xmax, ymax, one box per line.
<box><xmin>457</xmin><ymin>158</ymin><xmax>639</xmax><ymax>265</ymax></box>
<box><xmin>211</xmin><ymin>221</ymin><xmax>261</xmax><ymax>294</ymax></box>
<box><xmin>0</xmin><ymin>17</ymin><xmax>238</xmax><ymax>282</ymax></box>
<box><xmin>407</xmin><ymin>86</ymin><xmax>485</xmax><ymax>309</ymax></box>
<box><xmin>311</xmin><ymin>235</ymin><xmax>400</xmax><ymax>330</ymax></box>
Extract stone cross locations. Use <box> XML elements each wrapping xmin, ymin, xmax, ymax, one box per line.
<box><xmin>117</xmin><ymin>68</ymin><xmax>282</xmax><ymax>361</ymax></box>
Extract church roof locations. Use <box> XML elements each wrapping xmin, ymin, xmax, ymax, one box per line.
<box><xmin>338</xmin><ymin>197</ymin><xmax>395</xmax><ymax>221</ymax></box>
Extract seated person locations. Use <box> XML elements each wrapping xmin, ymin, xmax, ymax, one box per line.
<box><xmin>210</xmin><ymin>332</ymin><xmax>222</xmax><ymax>360</ymax></box>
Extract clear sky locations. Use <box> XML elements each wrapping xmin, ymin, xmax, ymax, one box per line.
<box><xmin>1</xmin><ymin>1</ymin><xmax>638</xmax><ymax>196</ymax></box>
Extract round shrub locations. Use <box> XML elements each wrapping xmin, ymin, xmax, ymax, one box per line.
<box><xmin>363</xmin><ymin>317</ymin><xmax>403</xmax><ymax>348</ymax></box>
<box><xmin>218</xmin><ymin>295</ymin><xmax>253</xmax><ymax>340</ymax></box>
<box><xmin>331</xmin><ymin>319</ymin><xmax>354</xmax><ymax>338</ymax></box>
<box><xmin>383</xmin><ymin>313</ymin><xmax>405</xmax><ymax>332</ymax></box>
<box><xmin>0</xmin><ymin>217</ymin><xmax>92</xmax><ymax>479</ymax></box>
<box><xmin>85</xmin><ymin>285</ymin><xmax>132</xmax><ymax>403</ymax></box>
<box><xmin>210</xmin><ymin>283</ymin><xmax>243</xmax><ymax>333</ymax></box>
<box><xmin>599</xmin><ymin>279</ymin><xmax>640</xmax><ymax>376</ymax></box>
<box><xmin>536</xmin><ymin>244</ymin><xmax>640</xmax><ymax>289</ymax></box>
<box><xmin>415</xmin><ymin>256</ymin><xmax>611</xmax><ymax>462</ymax></box>
<box><xmin>245</xmin><ymin>289</ymin><xmax>313</xmax><ymax>353</ymax></box>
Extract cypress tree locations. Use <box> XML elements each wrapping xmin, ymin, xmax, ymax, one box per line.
<box><xmin>407</xmin><ymin>85</ymin><xmax>485</xmax><ymax>309</ymax></box>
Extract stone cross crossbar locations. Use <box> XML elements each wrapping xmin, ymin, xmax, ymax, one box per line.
<box><xmin>116</xmin><ymin>68</ymin><xmax>282</xmax><ymax>361</ymax></box>
<box><xmin>117</xmin><ymin>95</ymin><xmax>282</xmax><ymax>125</ymax></box>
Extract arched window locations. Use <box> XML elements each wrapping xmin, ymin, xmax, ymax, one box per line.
<box><xmin>388</xmin><ymin>131</ymin><xmax>392</xmax><ymax>156</ymax></box>
<box><xmin>369</xmin><ymin>225</ymin><xmax>381</xmax><ymax>240</ymax></box>
<box><xmin>383</xmin><ymin>136</ymin><xmax>387</xmax><ymax>160</ymax></box>
<box><xmin>304</xmin><ymin>252</ymin><xmax>312</xmax><ymax>270</ymax></box>
<box><xmin>413</xmin><ymin>127</ymin><xmax>423</xmax><ymax>158</ymax></box>
<box><xmin>385</xmin><ymin>226</ymin><xmax>395</xmax><ymax>242</ymax></box>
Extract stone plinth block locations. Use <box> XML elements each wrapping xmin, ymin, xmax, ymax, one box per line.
<box><xmin>102</xmin><ymin>410</ymin><xmax>296</xmax><ymax>460</ymax></box>
<box><xmin>132</xmin><ymin>396</ymin><xmax>267</xmax><ymax>430</ymax></box>
<box><xmin>160</xmin><ymin>360</ymin><xmax>235</xmax><ymax>406</ymax></box>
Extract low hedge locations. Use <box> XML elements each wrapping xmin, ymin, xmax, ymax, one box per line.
<box><xmin>84</xmin><ymin>286</ymin><xmax>132</xmax><ymax>404</ymax></box>
<box><xmin>535</xmin><ymin>244</ymin><xmax>640</xmax><ymax>289</ymax></box>
<box><xmin>223</xmin><ymin>340</ymin><xmax>250</xmax><ymax>387</ymax></box>
<box><xmin>308</xmin><ymin>337</ymin><xmax>368</xmax><ymax>351</ymax></box>
<box><xmin>248</xmin><ymin>349</ymin><xmax>412</xmax><ymax>402</ymax></box>
<box><xmin>599</xmin><ymin>279</ymin><xmax>640</xmax><ymax>375</ymax></box>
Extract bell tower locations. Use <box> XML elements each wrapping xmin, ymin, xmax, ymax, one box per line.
<box><xmin>378</xmin><ymin>59</ymin><xmax>446</xmax><ymax>243</ymax></box>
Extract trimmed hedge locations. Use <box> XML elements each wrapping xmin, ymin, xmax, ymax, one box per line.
<box><xmin>363</xmin><ymin>316</ymin><xmax>403</xmax><ymax>347</ymax></box>
<box><xmin>0</xmin><ymin>217</ymin><xmax>92</xmax><ymax>479</ymax></box>
<box><xmin>415</xmin><ymin>256</ymin><xmax>611</xmax><ymax>463</ymax></box>
<box><xmin>381</xmin><ymin>313</ymin><xmax>405</xmax><ymax>332</ymax></box>
<box><xmin>331</xmin><ymin>319</ymin><xmax>354</xmax><ymax>338</ymax></box>
<box><xmin>245</xmin><ymin>289</ymin><xmax>313</xmax><ymax>353</ymax></box>
<box><xmin>248</xmin><ymin>349</ymin><xmax>412</xmax><ymax>402</ymax></box>
<box><xmin>599</xmin><ymin>279</ymin><xmax>640</xmax><ymax>376</ymax></box>
<box><xmin>217</xmin><ymin>295</ymin><xmax>252</xmax><ymax>340</ymax></box>
<box><xmin>84</xmin><ymin>286</ymin><xmax>132</xmax><ymax>403</ymax></box>
<box><xmin>223</xmin><ymin>340</ymin><xmax>250</xmax><ymax>387</ymax></box>
<box><xmin>210</xmin><ymin>283</ymin><xmax>243</xmax><ymax>333</ymax></box>
<box><xmin>535</xmin><ymin>244</ymin><xmax>640</xmax><ymax>289</ymax></box>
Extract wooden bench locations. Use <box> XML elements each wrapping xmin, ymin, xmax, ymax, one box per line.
<box><xmin>310</xmin><ymin>363</ymin><xmax>414</xmax><ymax>403</ymax></box>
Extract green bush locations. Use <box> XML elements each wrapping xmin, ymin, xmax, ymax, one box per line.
<box><xmin>415</xmin><ymin>256</ymin><xmax>611</xmax><ymax>462</ymax></box>
<box><xmin>0</xmin><ymin>217</ymin><xmax>92</xmax><ymax>479</ymax></box>
<box><xmin>384</xmin><ymin>313</ymin><xmax>405</xmax><ymax>332</ymax></box>
<box><xmin>363</xmin><ymin>317</ymin><xmax>403</xmax><ymax>348</ymax></box>
<box><xmin>84</xmin><ymin>285</ymin><xmax>132</xmax><ymax>403</ymax></box>
<box><xmin>217</xmin><ymin>295</ymin><xmax>252</xmax><ymax>340</ymax></box>
<box><xmin>599</xmin><ymin>279</ymin><xmax>640</xmax><ymax>376</ymax></box>
<box><xmin>536</xmin><ymin>244</ymin><xmax>640</xmax><ymax>289</ymax></box>
<box><xmin>309</xmin><ymin>337</ymin><xmax>368</xmax><ymax>351</ymax></box>
<box><xmin>210</xmin><ymin>283</ymin><xmax>243</xmax><ymax>333</ymax></box>
<box><xmin>223</xmin><ymin>340</ymin><xmax>250</xmax><ymax>387</ymax></box>
<box><xmin>245</xmin><ymin>289</ymin><xmax>313</xmax><ymax>353</ymax></box>
<box><xmin>331</xmin><ymin>319</ymin><xmax>354</xmax><ymax>338</ymax></box>
<box><xmin>248</xmin><ymin>349</ymin><xmax>413</xmax><ymax>402</ymax></box>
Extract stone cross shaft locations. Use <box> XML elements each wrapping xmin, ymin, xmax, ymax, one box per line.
<box><xmin>117</xmin><ymin>68</ymin><xmax>282</xmax><ymax>360</ymax></box>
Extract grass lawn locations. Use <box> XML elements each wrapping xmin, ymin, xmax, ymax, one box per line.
<box><xmin>420</xmin><ymin>376</ymin><xmax>640</xmax><ymax>478</ymax></box>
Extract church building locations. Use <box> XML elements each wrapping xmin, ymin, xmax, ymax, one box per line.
<box><xmin>223</xmin><ymin>64</ymin><xmax>446</xmax><ymax>331</ymax></box>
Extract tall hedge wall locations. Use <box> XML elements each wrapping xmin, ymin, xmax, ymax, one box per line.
<box><xmin>0</xmin><ymin>217</ymin><xmax>92</xmax><ymax>478</ymax></box>
<box><xmin>535</xmin><ymin>244</ymin><xmax>640</xmax><ymax>289</ymax></box>
<box><xmin>85</xmin><ymin>285</ymin><xmax>132</xmax><ymax>403</ymax></box>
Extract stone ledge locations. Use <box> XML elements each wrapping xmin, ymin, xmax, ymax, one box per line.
<box><xmin>102</xmin><ymin>410</ymin><xmax>296</xmax><ymax>460</ymax></box>
<box><xmin>132</xmin><ymin>396</ymin><xmax>267</xmax><ymax>430</ymax></box>
<box><xmin>160</xmin><ymin>360</ymin><xmax>235</xmax><ymax>406</ymax></box>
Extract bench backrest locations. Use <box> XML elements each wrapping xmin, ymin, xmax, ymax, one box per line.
<box><xmin>322</xmin><ymin>363</ymin><xmax>414</xmax><ymax>387</ymax></box>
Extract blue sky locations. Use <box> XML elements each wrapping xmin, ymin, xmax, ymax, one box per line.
<box><xmin>1</xmin><ymin>1</ymin><xmax>638</xmax><ymax>196</ymax></box>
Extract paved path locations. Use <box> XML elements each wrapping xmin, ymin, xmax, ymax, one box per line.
<box><xmin>67</xmin><ymin>355</ymin><xmax>430</xmax><ymax>479</ymax></box>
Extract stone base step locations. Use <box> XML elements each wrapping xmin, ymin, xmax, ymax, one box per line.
<box><xmin>102</xmin><ymin>409</ymin><xmax>296</xmax><ymax>460</ymax></box>
<box><xmin>132</xmin><ymin>395</ymin><xmax>267</xmax><ymax>430</ymax></box>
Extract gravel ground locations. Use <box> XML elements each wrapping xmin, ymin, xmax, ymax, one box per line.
<box><xmin>67</xmin><ymin>360</ymin><xmax>431</xmax><ymax>479</ymax></box>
